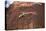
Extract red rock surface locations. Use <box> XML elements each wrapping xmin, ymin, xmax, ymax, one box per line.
<box><xmin>6</xmin><ymin>2</ymin><xmax>44</xmax><ymax>30</ymax></box>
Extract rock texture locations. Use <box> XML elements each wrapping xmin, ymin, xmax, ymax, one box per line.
<box><xmin>5</xmin><ymin>2</ymin><xmax>44</xmax><ymax>30</ymax></box>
